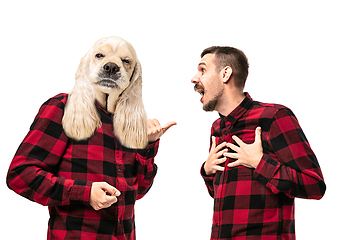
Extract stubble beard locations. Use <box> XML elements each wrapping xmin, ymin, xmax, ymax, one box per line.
<box><xmin>203</xmin><ymin>89</ymin><xmax>223</xmax><ymax>112</ymax></box>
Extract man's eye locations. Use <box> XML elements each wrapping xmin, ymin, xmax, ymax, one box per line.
<box><xmin>95</xmin><ymin>53</ymin><xmax>105</xmax><ymax>59</ymax></box>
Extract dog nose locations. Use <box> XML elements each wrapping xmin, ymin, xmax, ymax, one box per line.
<box><xmin>103</xmin><ymin>62</ymin><xmax>120</xmax><ymax>75</ymax></box>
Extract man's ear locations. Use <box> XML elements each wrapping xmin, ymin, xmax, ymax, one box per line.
<box><xmin>221</xmin><ymin>66</ymin><xmax>233</xmax><ymax>83</ymax></box>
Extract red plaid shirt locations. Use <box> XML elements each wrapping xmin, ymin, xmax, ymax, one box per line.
<box><xmin>201</xmin><ymin>93</ymin><xmax>326</xmax><ymax>240</ymax></box>
<box><xmin>6</xmin><ymin>93</ymin><xmax>159</xmax><ymax>240</ymax></box>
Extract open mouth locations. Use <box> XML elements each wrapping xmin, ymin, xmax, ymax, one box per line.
<box><xmin>194</xmin><ymin>84</ymin><xmax>205</xmax><ymax>102</ymax></box>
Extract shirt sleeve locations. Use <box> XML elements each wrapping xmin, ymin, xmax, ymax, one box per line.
<box><xmin>200</xmin><ymin>134</ymin><xmax>217</xmax><ymax>198</ymax></box>
<box><xmin>253</xmin><ymin>108</ymin><xmax>326</xmax><ymax>199</ymax></box>
<box><xmin>201</xmin><ymin>163</ymin><xmax>215</xmax><ymax>198</ymax></box>
<box><xmin>6</xmin><ymin>95</ymin><xmax>92</xmax><ymax>206</ymax></box>
<box><xmin>135</xmin><ymin>140</ymin><xmax>159</xmax><ymax>200</ymax></box>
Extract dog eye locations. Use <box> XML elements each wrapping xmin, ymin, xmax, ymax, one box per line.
<box><xmin>122</xmin><ymin>59</ymin><xmax>130</xmax><ymax>64</ymax></box>
<box><xmin>95</xmin><ymin>53</ymin><xmax>105</xmax><ymax>59</ymax></box>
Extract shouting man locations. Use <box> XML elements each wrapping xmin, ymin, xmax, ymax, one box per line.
<box><xmin>192</xmin><ymin>46</ymin><xmax>326</xmax><ymax>240</ymax></box>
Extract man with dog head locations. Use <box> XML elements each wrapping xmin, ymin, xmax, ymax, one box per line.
<box><xmin>6</xmin><ymin>36</ymin><xmax>176</xmax><ymax>240</ymax></box>
<box><xmin>191</xmin><ymin>46</ymin><xmax>326</xmax><ymax>239</ymax></box>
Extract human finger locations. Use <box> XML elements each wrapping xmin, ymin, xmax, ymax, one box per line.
<box><xmin>96</xmin><ymin>196</ymin><xmax>118</xmax><ymax>210</ymax></box>
<box><xmin>232</xmin><ymin>135</ymin><xmax>245</xmax><ymax>147</ymax></box>
<box><xmin>147</xmin><ymin>119</ymin><xmax>161</xmax><ymax>135</ymax></box>
<box><xmin>254</xmin><ymin>127</ymin><xmax>262</xmax><ymax>143</ymax></box>
<box><xmin>147</xmin><ymin>119</ymin><xmax>159</xmax><ymax>129</ymax></box>
<box><xmin>226</xmin><ymin>142</ymin><xmax>240</xmax><ymax>153</ymax></box>
<box><xmin>223</xmin><ymin>152</ymin><xmax>238</xmax><ymax>159</ymax></box>
<box><xmin>153</xmin><ymin>119</ymin><xmax>162</xmax><ymax>132</ymax></box>
<box><xmin>211</xmin><ymin>136</ymin><xmax>216</xmax><ymax>150</ymax></box>
<box><xmin>162</xmin><ymin>121</ymin><xmax>177</xmax><ymax>133</ymax></box>
<box><xmin>105</xmin><ymin>195</ymin><xmax>118</xmax><ymax>205</ymax></box>
<box><xmin>227</xmin><ymin>160</ymin><xmax>242</xmax><ymax>168</ymax></box>
<box><xmin>215</xmin><ymin>147</ymin><xmax>227</xmax><ymax>159</ymax></box>
<box><xmin>152</xmin><ymin>118</ymin><xmax>161</xmax><ymax>127</ymax></box>
<box><xmin>214</xmin><ymin>166</ymin><xmax>225</xmax><ymax>172</ymax></box>
<box><xmin>216</xmin><ymin>157</ymin><xmax>227</xmax><ymax>165</ymax></box>
<box><xmin>214</xmin><ymin>141</ymin><xmax>227</xmax><ymax>153</ymax></box>
<box><xmin>102</xmin><ymin>190</ymin><xmax>119</xmax><ymax>208</ymax></box>
<box><xmin>102</xmin><ymin>182</ymin><xmax>121</xmax><ymax>197</ymax></box>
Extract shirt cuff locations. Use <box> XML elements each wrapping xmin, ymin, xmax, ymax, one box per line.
<box><xmin>70</xmin><ymin>179</ymin><xmax>93</xmax><ymax>205</ymax></box>
<box><xmin>137</xmin><ymin>139</ymin><xmax>160</xmax><ymax>158</ymax></box>
<box><xmin>200</xmin><ymin>162</ymin><xmax>215</xmax><ymax>183</ymax></box>
<box><xmin>253</xmin><ymin>153</ymin><xmax>280</xmax><ymax>185</ymax></box>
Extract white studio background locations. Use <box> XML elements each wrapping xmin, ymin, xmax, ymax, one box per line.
<box><xmin>1</xmin><ymin>1</ymin><xmax>337</xmax><ymax>239</ymax></box>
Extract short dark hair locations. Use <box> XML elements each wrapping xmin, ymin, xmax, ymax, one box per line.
<box><xmin>201</xmin><ymin>46</ymin><xmax>249</xmax><ymax>88</ymax></box>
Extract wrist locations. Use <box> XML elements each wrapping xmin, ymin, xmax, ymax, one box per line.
<box><xmin>203</xmin><ymin>162</ymin><xmax>213</xmax><ymax>176</ymax></box>
<box><xmin>253</xmin><ymin>153</ymin><xmax>263</xmax><ymax>169</ymax></box>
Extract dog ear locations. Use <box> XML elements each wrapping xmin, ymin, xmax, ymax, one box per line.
<box><xmin>113</xmin><ymin>59</ymin><xmax>148</xmax><ymax>149</ymax></box>
<box><xmin>62</xmin><ymin>54</ymin><xmax>101</xmax><ymax>141</ymax></box>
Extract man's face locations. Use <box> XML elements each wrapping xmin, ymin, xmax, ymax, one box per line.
<box><xmin>192</xmin><ymin>54</ymin><xmax>224</xmax><ymax>112</ymax></box>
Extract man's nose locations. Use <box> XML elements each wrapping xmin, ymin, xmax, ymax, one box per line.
<box><xmin>191</xmin><ymin>73</ymin><xmax>200</xmax><ymax>84</ymax></box>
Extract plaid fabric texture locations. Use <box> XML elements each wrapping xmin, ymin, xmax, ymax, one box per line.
<box><xmin>201</xmin><ymin>93</ymin><xmax>326</xmax><ymax>240</ymax></box>
<box><xmin>7</xmin><ymin>93</ymin><xmax>159</xmax><ymax>240</ymax></box>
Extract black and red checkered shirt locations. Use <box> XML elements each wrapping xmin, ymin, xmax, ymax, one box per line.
<box><xmin>201</xmin><ymin>93</ymin><xmax>326</xmax><ymax>240</ymax></box>
<box><xmin>7</xmin><ymin>93</ymin><xmax>159</xmax><ymax>240</ymax></box>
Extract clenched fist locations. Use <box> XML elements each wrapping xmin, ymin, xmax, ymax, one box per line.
<box><xmin>89</xmin><ymin>182</ymin><xmax>121</xmax><ymax>211</ymax></box>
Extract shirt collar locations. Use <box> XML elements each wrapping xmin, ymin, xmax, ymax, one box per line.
<box><xmin>95</xmin><ymin>100</ymin><xmax>113</xmax><ymax>117</ymax></box>
<box><xmin>219</xmin><ymin>92</ymin><xmax>253</xmax><ymax>127</ymax></box>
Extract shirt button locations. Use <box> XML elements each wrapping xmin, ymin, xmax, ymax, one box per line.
<box><xmin>118</xmin><ymin>168</ymin><xmax>121</xmax><ymax>172</ymax></box>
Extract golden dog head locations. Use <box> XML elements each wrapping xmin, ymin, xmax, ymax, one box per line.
<box><xmin>62</xmin><ymin>36</ymin><xmax>148</xmax><ymax>149</ymax></box>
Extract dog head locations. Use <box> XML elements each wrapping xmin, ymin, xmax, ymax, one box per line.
<box><xmin>87</xmin><ymin>36</ymin><xmax>140</xmax><ymax>105</ymax></box>
<box><xmin>62</xmin><ymin>36</ymin><xmax>148</xmax><ymax>149</ymax></box>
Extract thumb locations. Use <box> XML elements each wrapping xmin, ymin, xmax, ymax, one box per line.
<box><xmin>102</xmin><ymin>183</ymin><xmax>121</xmax><ymax>197</ymax></box>
<box><xmin>254</xmin><ymin>127</ymin><xmax>262</xmax><ymax>143</ymax></box>
<box><xmin>211</xmin><ymin>136</ymin><xmax>216</xmax><ymax>149</ymax></box>
<box><xmin>162</xmin><ymin>121</ymin><xmax>177</xmax><ymax>133</ymax></box>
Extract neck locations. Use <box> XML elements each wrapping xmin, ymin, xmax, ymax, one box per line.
<box><xmin>95</xmin><ymin>92</ymin><xmax>107</xmax><ymax>110</ymax></box>
<box><xmin>94</xmin><ymin>89</ymin><xmax>119</xmax><ymax>114</ymax></box>
<box><xmin>216</xmin><ymin>89</ymin><xmax>245</xmax><ymax>117</ymax></box>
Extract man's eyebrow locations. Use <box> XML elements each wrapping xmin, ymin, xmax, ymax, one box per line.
<box><xmin>198</xmin><ymin>62</ymin><xmax>206</xmax><ymax>67</ymax></box>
